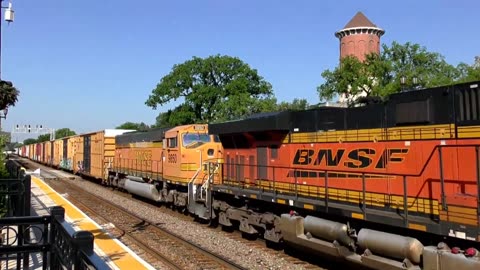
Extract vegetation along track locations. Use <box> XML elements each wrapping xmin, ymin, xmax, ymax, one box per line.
<box><xmin>20</xmin><ymin>159</ymin><xmax>247</xmax><ymax>270</ymax></box>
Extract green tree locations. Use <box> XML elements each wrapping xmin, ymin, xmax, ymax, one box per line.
<box><xmin>0</xmin><ymin>80</ymin><xmax>19</xmax><ymax>110</ymax></box>
<box><xmin>0</xmin><ymin>135</ymin><xmax>10</xmax><ymax>178</ymax></box>
<box><xmin>55</xmin><ymin>128</ymin><xmax>76</xmax><ymax>139</ymax></box>
<box><xmin>12</xmin><ymin>142</ymin><xmax>22</xmax><ymax>148</ymax></box>
<box><xmin>23</xmin><ymin>138</ymin><xmax>37</xmax><ymax>145</ymax></box>
<box><xmin>36</xmin><ymin>134</ymin><xmax>50</xmax><ymax>142</ymax></box>
<box><xmin>146</xmin><ymin>55</ymin><xmax>276</xmax><ymax>125</ymax></box>
<box><xmin>317</xmin><ymin>41</ymin><xmax>459</xmax><ymax>105</ymax></box>
<box><xmin>318</xmin><ymin>54</ymin><xmax>392</xmax><ymax>105</ymax></box>
<box><xmin>277</xmin><ymin>98</ymin><xmax>310</xmax><ymax>111</ymax></box>
<box><xmin>381</xmin><ymin>41</ymin><xmax>459</xmax><ymax>89</ymax></box>
<box><xmin>457</xmin><ymin>56</ymin><xmax>480</xmax><ymax>83</ymax></box>
<box><xmin>116</xmin><ymin>122</ymin><xmax>150</xmax><ymax>131</ymax></box>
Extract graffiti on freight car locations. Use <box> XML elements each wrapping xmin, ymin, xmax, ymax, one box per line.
<box><xmin>134</xmin><ymin>150</ymin><xmax>152</xmax><ymax>161</ymax></box>
<box><xmin>60</xmin><ymin>158</ymin><xmax>73</xmax><ymax>170</ymax></box>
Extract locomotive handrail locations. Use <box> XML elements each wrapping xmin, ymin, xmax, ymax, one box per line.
<box><xmin>217</xmin><ymin>144</ymin><xmax>480</xmax><ymax>226</ymax></box>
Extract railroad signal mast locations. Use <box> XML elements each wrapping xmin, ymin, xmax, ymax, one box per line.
<box><xmin>12</xmin><ymin>124</ymin><xmax>56</xmax><ymax>140</ymax></box>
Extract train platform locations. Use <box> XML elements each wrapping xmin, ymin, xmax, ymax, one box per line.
<box><xmin>28</xmin><ymin>174</ymin><xmax>156</xmax><ymax>270</ymax></box>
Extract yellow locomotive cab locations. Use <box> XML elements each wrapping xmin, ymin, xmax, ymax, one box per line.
<box><xmin>163</xmin><ymin>124</ymin><xmax>223</xmax><ymax>184</ymax></box>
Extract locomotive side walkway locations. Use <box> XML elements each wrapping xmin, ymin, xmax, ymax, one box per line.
<box><xmin>30</xmin><ymin>175</ymin><xmax>156</xmax><ymax>270</ymax></box>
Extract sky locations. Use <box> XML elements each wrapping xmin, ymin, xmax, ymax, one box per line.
<box><xmin>2</xmin><ymin>0</ymin><xmax>479</xmax><ymax>142</ymax></box>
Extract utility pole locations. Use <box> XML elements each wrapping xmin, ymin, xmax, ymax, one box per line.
<box><xmin>0</xmin><ymin>0</ymin><xmax>14</xmax><ymax>131</ymax></box>
<box><xmin>0</xmin><ymin>0</ymin><xmax>14</xmax><ymax>80</ymax></box>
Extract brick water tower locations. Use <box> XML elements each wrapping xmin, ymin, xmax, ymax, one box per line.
<box><xmin>335</xmin><ymin>12</ymin><xmax>385</xmax><ymax>62</ymax></box>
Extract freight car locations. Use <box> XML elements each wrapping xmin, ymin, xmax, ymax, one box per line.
<box><xmin>53</xmin><ymin>135</ymin><xmax>80</xmax><ymax>171</ymax></box>
<box><xmin>205</xmin><ymin>80</ymin><xmax>480</xmax><ymax>269</ymax></box>
<box><xmin>73</xmin><ymin>129</ymin><xmax>133</xmax><ymax>181</ymax></box>
<box><xmin>108</xmin><ymin>124</ymin><xmax>223</xmax><ymax>218</ymax></box>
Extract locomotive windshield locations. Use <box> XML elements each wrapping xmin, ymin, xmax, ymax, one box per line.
<box><xmin>182</xmin><ymin>133</ymin><xmax>211</xmax><ymax>148</ymax></box>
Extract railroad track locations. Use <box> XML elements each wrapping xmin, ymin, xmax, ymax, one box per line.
<box><xmin>19</xmin><ymin>159</ymin><xmax>247</xmax><ymax>270</ymax></box>
<box><xmin>18</xmin><ymin>157</ymin><xmax>326</xmax><ymax>269</ymax></box>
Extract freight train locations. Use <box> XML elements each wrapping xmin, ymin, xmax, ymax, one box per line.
<box><xmin>17</xmin><ymin>80</ymin><xmax>480</xmax><ymax>270</ymax></box>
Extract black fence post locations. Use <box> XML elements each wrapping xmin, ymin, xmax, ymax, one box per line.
<box><xmin>50</xmin><ymin>206</ymin><xmax>65</xmax><ymax>220</ymax></box>
<box><xmin>73</xmin><ymin>231</ymin><xmax>95</xmax><ymax>269</ymax></box>
<box><xmin>23</xmin><ymin>175</ymin><xmax>31</xmax><ymax>217</ymax></box>
<box><xmin>21</xmin><ymin>174</ymin><xmax>32</xmax><ymax>269</ymax></box>
<box><xmin>49</xmin><ymin>206</ymin><xmax>65</xmax><ymax>269</ymax></box>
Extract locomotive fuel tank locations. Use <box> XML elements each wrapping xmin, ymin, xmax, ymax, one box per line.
<box><xmin>357</xmin><ymin>229</ymin><xmax>424</xmax><ymax>264</ymax></box>
<box><xmin>304</xmin><ymin>216</ymin><xmax>354</xmax><ymax>248</ymax></box>
<box><xmin>124</xmin><ymin>179</ymin><xmax>162</xmax><ymax>202</ymax></box>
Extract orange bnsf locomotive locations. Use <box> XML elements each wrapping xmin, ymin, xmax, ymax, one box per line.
<box><xmin>207</xmin><ymin>80</ymin><xmax>480</xmax><ymax>269</ymax></box>
<box><xmin>107</xmin><ymin>124</ymin><xmax>223</xmax><ymax>218</ymax></box>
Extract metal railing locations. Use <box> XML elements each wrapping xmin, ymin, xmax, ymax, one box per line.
<box><xmin>2</xmin><ymin>160</ymin><xmax>30</xmax><ymax>218</ymax></box>
<box><xmin>1</xmin><ymin>159</ymin><xmax>111</xmax><ymax>269</ymax></box>
<box><xmin>0</xmin><ymin>206</ymin><xmax>111</xmax><ymax>270</ymax></box>
<box><xmin>216</xmin><ymin>144</ymin><xmax>480</xmax><ymax>227</ymax></box>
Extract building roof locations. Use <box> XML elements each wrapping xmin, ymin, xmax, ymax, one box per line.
<box><xmin>343</xmin><ymin>11</ymin><xmax>377</xmax><ymax>29</ymax></box>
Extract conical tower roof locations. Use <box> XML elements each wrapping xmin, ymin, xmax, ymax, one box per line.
<box><xmin>343</xmin><ymin>11</ymin><xmax>377</xmax><ymax>29</ymax></box>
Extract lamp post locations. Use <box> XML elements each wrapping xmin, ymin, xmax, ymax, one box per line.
<box><xmin>412</xmin><ymin>76</ymin><xmax>419</xmax><ymax>90</ymax></box>
<box><xmin>0</xmin><ymin>1</ymin><xmax>14</xmax><ymax>132</ymax></box>
<box><xmin>400</xmin><ymin>75</ymin><xmax>420</xmax><ymax>92</ymax></box>
<box><xmin>0</xmin><ymin>0</ymin><xmax>14</xmax><ymax>80</ymax></box>
<box><xmin>400</xmin><ymin>76</ymin><xmax>406</xmax><ymax>92</ymax></box>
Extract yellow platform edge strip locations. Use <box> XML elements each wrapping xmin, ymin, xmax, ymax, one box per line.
<box><xmin>31</xmin><ymin>176</ymin><xmax>155</xmax><ymax>270</ymax></box>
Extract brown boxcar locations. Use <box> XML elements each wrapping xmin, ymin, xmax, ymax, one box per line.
<box><xmin>35</xmin><ymin>143</ymin><xmax>42</xmax><ymax>162</ymax></box>
<box><xmin>28</xmin><ymin>144</ymin><xmax>34</xmax><ymax>160</ymax></box>
<box><xmin>53</xmin><ymin>136</ymin><xmax>77</xmax><ymax>171</ymax></box>
<box><xmin>75</xmin><ymin>129</ymin><xmax>133</xmax><ymax>181</ymax></box>
<box><xmin>53</xmin><ymin>138</ymin><xmax>63</xmax><ymax>167</ymax></box>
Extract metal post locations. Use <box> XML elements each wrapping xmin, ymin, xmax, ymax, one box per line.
<box><xmin>362</xmin><ymin>173</ymin><xmax>366</xmax><ymax>220</ymax></box>
<box><xmin>403</xmin><ymin>175</ymin><xmax>409</xmax><ymax>227</ymax></box>
<box><xmin>294</xmin><ymin>169</ymin><xmax>298</xmax><ymax>199</ymax></box>
<box><xmin>206</xmin><ymin>162</ymin><xmax>212</xmax><ymax>219</ymax></box>
<box><xmin>23</xmin><ymin>175</ymin><xmax>32</xmax><ymax>216</ymax></box>
<box><xmin>273</xmin><ymin>167</ymin><xmax>277</xmax><ymax>198</ymax></box>
<box><xmin>42</xmin><ymin>216</ymin><xmax>50</xmax><ymax>269</ymax></box>
<box><xmin>0</xmin><ymin>0</ymin><xmax>3</xmax><ymax>132</ymax></box>
<box><xmin>476</xmin><ymin>146</ymin><xmax>480</xmax><ymax>230</ymax></box>
<box><xmin>0</xmin><ymin>0</ymin><xmax>3</xmax><ymax>80</ymax></box>
<box><xmin>439</xmin><ymin>147</ymin><xmax>447</xmax><ymax>210</ymax></box>
<box><xmin>325</xmin><ymin>171</ymin><xmax>329</xmax><ymax>212</ymax></box>
<box><xmin>73</xmin><ymin>231</ymin><xmax>94</xmax><ymax>254</ymax></box>
<box><xmin>49</xmin><ymin>206</ymin><xmax>65</xmax><ymax>269</ymax></box>
<box><xmin>73</xmin><ymin>231</ymin><xmax>94</xmax><ymax>269</ymax></box>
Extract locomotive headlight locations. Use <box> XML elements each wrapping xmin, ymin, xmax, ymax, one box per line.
<box><xmin>207</xmin><ymin>149</ymin><xmax>214</xmax><ymax>156</ymax></box>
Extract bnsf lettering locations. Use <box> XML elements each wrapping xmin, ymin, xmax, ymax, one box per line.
<box><xmin>293</xmin><ymin>148</ymin><xmax>409</xmax><ymax>169</ymax></box>
<box><xmin>134</xmin><ymin>150</ymin><xmax>152</xmax><ymax>161</ymax></box>
<box><xmin>374</xmin><ymin>148</ymin><xmax>409</xmax><ymax>169</ymax></box>
<box><xmin>293</xmin><ymin>149</ymin><xmax>315</xmax><ymax>165</ymax></box>
<box><xmin>314</xmin><ymin>149</ymin><xmax>345</xmax><ymax>166</ymax></box>
<box><xmin>345</xmin><ymin>149</ymin><xmax>374</xmax><ymax>168</ymax></box>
